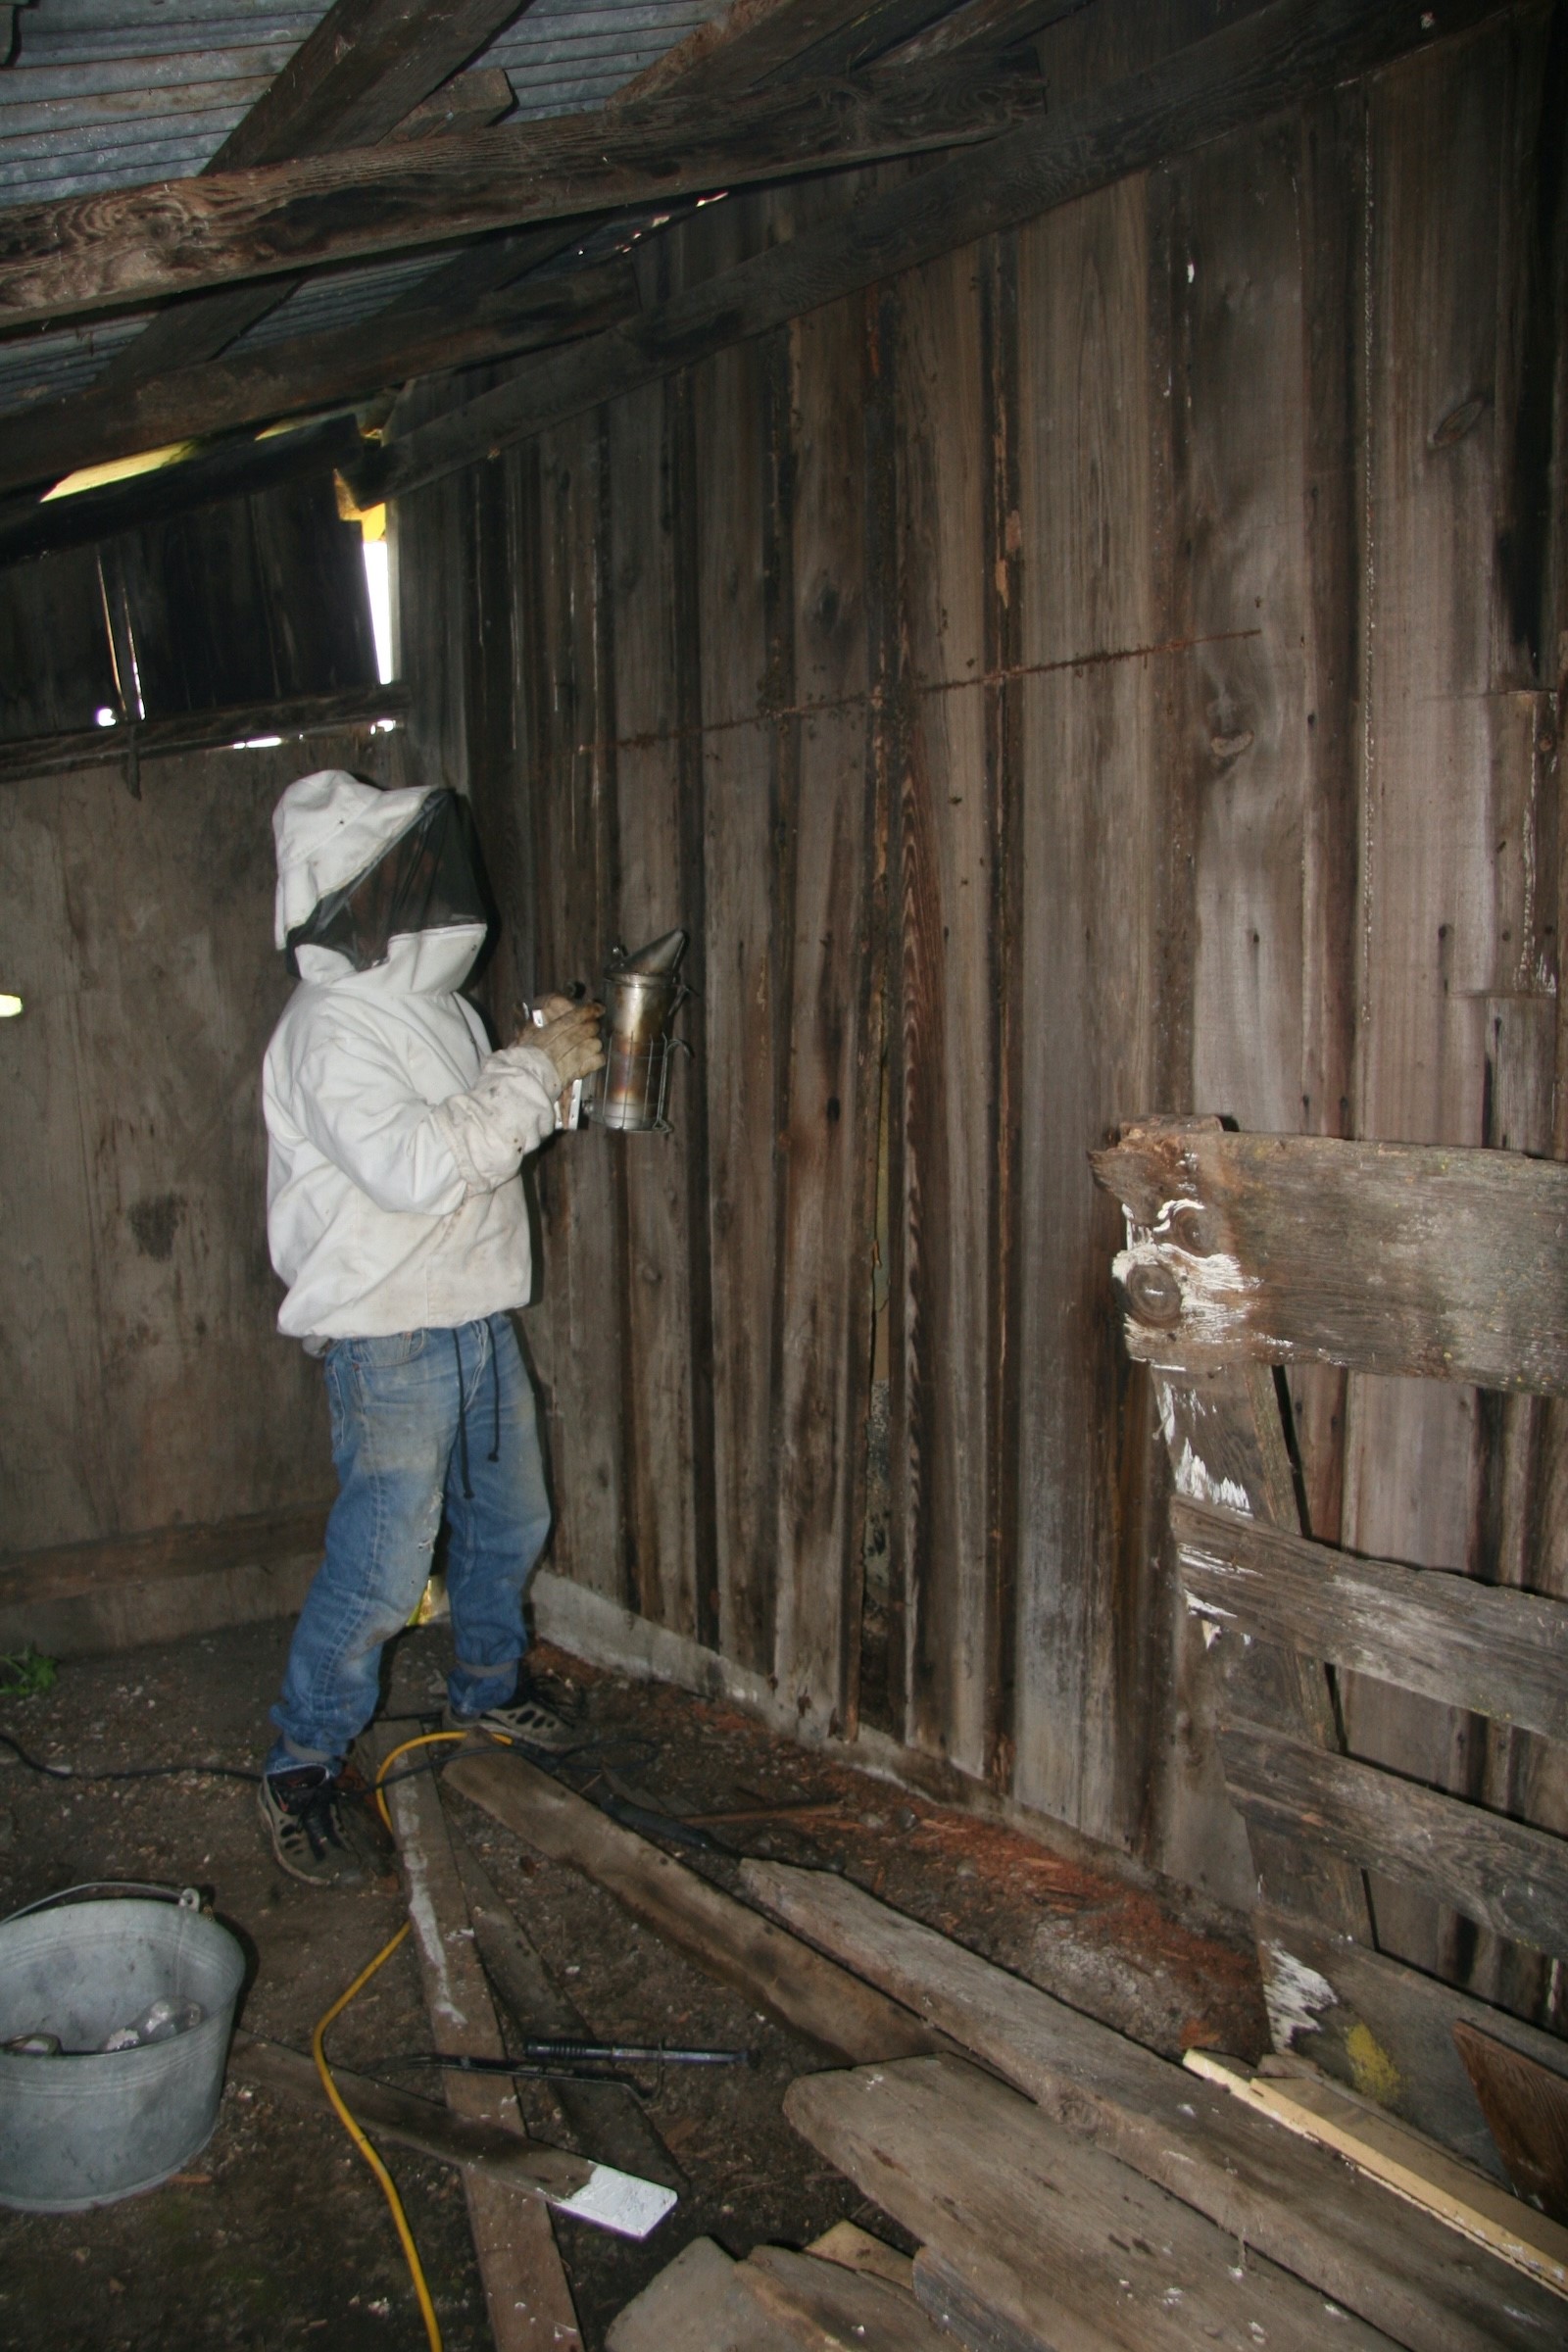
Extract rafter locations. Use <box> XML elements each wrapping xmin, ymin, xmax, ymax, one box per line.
<box><xmin>93</xmin><ymin>0</ymin><xmax>528</xmax><ymax>398</ymax></box>
<box><xmin>213</xmin><ymin>0</ymin><xmax>526</xmax><ymax>170</ymax></box>
<box><xmin>0</xmin><ymin>0</ymin><xmax>915</xmax><ymax>496</ymax></box>
<box><xmin>352</xmin><ymin>0</ymin><xmax>1504</xmax><ymax>506</ymax></box>
<box><xmin>0</xmin><ymin>66</ymin><xmax>1045</xmax><ymax>330</ymax></box>
<box><xmin>0</xmin><ymin>415</ymin><xmax>363</xmax><ymax>567</ymax></box>
<box><xmin>0</xmin><ymin>254</ymin><xmax>635</xmax><ymax>503</ymax></box>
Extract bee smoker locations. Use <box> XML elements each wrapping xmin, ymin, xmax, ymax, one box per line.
<box><xmin>586</xmin><ymin>927</ymin><xmax>690</xmax><ymax>1134</ymax></box>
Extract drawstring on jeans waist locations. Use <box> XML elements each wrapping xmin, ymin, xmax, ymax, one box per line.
<box><xmin>451</xmin><ymin>1322</ymin><xmax>504</xmax><ymax>1501</ymax></box>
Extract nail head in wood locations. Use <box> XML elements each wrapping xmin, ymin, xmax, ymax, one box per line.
<box><xmin>1122</xmin><ymin>1259</ymin><xmax>1183</xmax><ymax>1328</ymax></box>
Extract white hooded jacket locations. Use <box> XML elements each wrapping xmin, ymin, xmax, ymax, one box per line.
<box><xmin>263</xmin><ymin>773</ymin><xmax>560</xmax><ymax>1342</ymax></box>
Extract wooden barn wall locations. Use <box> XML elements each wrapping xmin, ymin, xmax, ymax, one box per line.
<box><xmin>395</xmin><ymin>0</ymin><xmax>1568</xmax><ymax>2016</ymax></box>
<box><xmin>0</xmin><ymin>724</ymin><xmax>413</xmax><ymax>1568</ymax></box>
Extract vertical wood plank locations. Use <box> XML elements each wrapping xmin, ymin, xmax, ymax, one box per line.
<box><xmin>0</xmin><ymin>731</ymin><xmax>416</xmax><ymax>1552</ymax></box>
<box><xmin>1344</xmin><ymin>19</ymin><xmax>1536</xmax><ymax>1980</ymax></box>
<box><xmin>1288</xmin><ymin>79</ymin><xmax>1367</xmax><ymax>1542</ymax></box>
<box><xmin>890</xmin><ymin>238</ymin><xmax>1000</xmax><ymax>1780</ymax></box>
<box><xmin>1010</xmin><ymin>175</ymin><xmax>1166</xmax><ymax>1854</ymax></box>
<box><xmin>0</xmin><ymin>545</ymin><xmax>120</xmax><ymax>739</ymax></box>
<box><xmin>770</xmin><ymin>286</ymin><xmax>881</xmax><ymax>1740</ymax></box>
<box><xmin>694</xmin><ymin>313</ymin><xmax>794</xmax><ymax>1676</ymax></box>
<box><xmin>1170</xmin><ymin>118</ymin><xmax>1311</xmax><ymax>1145</ymax></box>
<box><xmin>525</xmin><ymin>416</ymin><xmax>630</xmax><ymax>1610</ymax></box>
<box><xmin>982</xmin><ymin>231</ymin><xmax>1025</xmax><ymax>1792</ymax></box>
<box><xmin>605</xmin><ymin>374</ymin><xmax>703</xmax><ymax>1642</ymax></box>
<box><xmin>1516</xmin><ymin>0</ymin><xmax>1568</xmax><ymax>2038</ymax></box>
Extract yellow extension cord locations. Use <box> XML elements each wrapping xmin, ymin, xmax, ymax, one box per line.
<box><xmin>309</xmin><ymin>1731</ymin><xmax>468</xmax><ymax>2352</ymax></box>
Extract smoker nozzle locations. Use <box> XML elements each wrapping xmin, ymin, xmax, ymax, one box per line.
<box><xmin>612</xmin><ymin>926</ymin><xmax>688</xmax><ymax>978</ymax></box>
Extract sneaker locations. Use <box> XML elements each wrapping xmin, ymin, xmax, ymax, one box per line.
<box><xmin>443</xmin><ymin>1672</ymin><xmax>582</xmax><ymax>1754</ymax></box>
<box><xmin>258</xmin><ymin>1765</ymin><xmax>381</xmax><ymax>1888</ymax></box>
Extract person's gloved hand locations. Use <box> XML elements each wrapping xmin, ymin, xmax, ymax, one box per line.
<box><xmin>529</xmin><ymin>997</ymin><xmax>606</xmax><ymax>1089</ymax></box>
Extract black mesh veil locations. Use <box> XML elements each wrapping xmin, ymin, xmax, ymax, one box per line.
<box><xmin>284</xmin><ymin>790</ymin><xmax>490</xmax><ymax>975</ymax></box>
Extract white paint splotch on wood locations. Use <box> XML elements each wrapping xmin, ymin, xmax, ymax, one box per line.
<box><xmin>1259</xmin><ymin>1936</ymin><xmax>1340</xmax><ymax>2048</ymax></box>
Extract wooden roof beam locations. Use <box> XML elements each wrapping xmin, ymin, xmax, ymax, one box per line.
<box><xmin>0</xmin><ymin>414</ymin><xmax>363</xmax><ymax>568</ymax></box>
<box><xmin>0</xmin><ymin>0</ymin><xmax>946</xmax><ymax>493</ymax></box>
<box><xmin>352</xmin><ymin>0</ymin><xmax>1508</xmax><ymax>506</ymax></box>
<box><xmin>214</xmin><ymin>0</ymin><xmax>529</xmax><ymax>170</ymax></box>
<box><xmin>94</xmin><ymin>0</ymin><xmax>529</xmax><ymax>396</ymax></box>
<box><xmin>0</xmin><ymin>65</ymin><xmax>1045</xmax><ymax>330</ymax></box>
<box><xmin>614</xmin><ymin>0</ymin><xmax>963</xmax><ymax>101</ymax></box>
<box><xmin>0</xmin><ymin>252</ymin><xmax>636</xmax><ymax>506</ymax></box>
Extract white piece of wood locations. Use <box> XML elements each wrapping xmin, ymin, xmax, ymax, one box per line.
<box><xmin>1186</xmin><ymin>2051</ymin><xmax>1568</xmax><ymax>2301</ymax></box>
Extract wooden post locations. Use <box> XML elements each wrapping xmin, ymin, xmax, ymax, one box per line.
<box><xmin>1095</xmin><ymin>1117</ymin><xmax>1372</xmax><ymax>1939</ymax></box>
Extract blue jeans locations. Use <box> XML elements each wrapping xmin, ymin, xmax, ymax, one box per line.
<box><xmin>265</xmin><ymin>1314</ymin><xmax>551</xmax><ymax>1777</ymax></box>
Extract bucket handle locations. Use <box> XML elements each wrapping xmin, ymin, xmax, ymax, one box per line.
<box><xmin>0</xmin><ymin>1881</ymin><xmax>202</xmax><ymax>1931</ymax></box>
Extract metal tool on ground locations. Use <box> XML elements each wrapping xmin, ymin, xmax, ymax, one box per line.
<box><xmin>452</xmin><ymin>1828</ymin><xmax>685</xmax><ymax>2193</ymax></box>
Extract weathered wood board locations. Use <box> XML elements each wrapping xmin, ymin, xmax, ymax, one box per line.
<box><xmin>1173</xmin><ymin>1494</ymin><xmax>1568</xmax><ymax>1738</ymax></box>
<box><xmin>0</xmin><ymin>729</ymin><xmax>410</xmax><ymax>1557</ymax></box>
<box><xmin>444</xmin><ymin>1746</ymin><xmax>939</xmax><ymax>2063</ymax></box>
<box><xmin>1254</xmin><ymin>1902</ymin><xmax>1568</xmax><ymax>2179</ymax></box>
<box><xmin>747</xmin><ymin>1859</ymin><xmax>1562</xmax><ymax>2352</ymax></box>
<box><xmin>383</xmin><ymin>0</ymin><xmax>1568</xmax><ymax>2055</ymax></box>
<box><xmin>382</xmin><ymin>1745</ymin><xmax>585</xmax><ymax>2351</ymax></box>
<box><xmin>1095</xmin><ymin>1124</ymin><xmax>1568</xmax><ymax>1393</ymax></box>
<box><xmin>1453</xmin><ymin>2022</ymin><xmax>1568</xmax><ymax>2224</ymax></box>
<box><xmin>1188</xmin><ymin>2052</ymin><xmax>1568</xmax><ymax>2300</ymax></box>
<box><xmin>1221</xmin><ymin>1722</ymin><xmax>1568</xmax><ymax>1957</ymax></box>
<box><xmin>786</xmin><ymin>2055</ymin><xmax>1399</xmax><ymax>2352</ymax></box>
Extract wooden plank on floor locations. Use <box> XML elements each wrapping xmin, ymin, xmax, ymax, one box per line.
<box><xmin>231</xmin><ymin>2034</ymin><xmax>601</xmax><ymax>2204</ymax></box>
<box><xmin>444</xmin><ymin>1747</ymin><xmax>937</xmax><ymax>2062</ymax></box>
<box><xmin>382</xmin><ymin>1744</ymin><xmax>587</xmax><ymax>2351</ymax></box>
<box><xmin>452</xmin><ymin>1829</ymin><xmax>684</xmax><ymax>2191</ymax></box>
<box><xmin>1188</xmin><ymin>2052</ymin><xmax>1568</xmax><ymax>2300</ymax></box>
<box><xmin>606</xmin><ymin>2236</ymin><xmax>799</xmax><ymax>2352</ymax></box>
<box><xmin>785</xmin><ymin>2054</ymin><xmax>1399</xmax><ymax>2352</ymax></box>
<box><xmin>806</xmin><ymin>2222</ymin><xmax>914</xmax><ymax>2294</ymax></box>
<box><xmin>739</xmin><ymin>2244</ymin><xmax>956</xmax><ymax>2349</ymax></box>
<box><xmin>746</xmin><ymin>1860</ymin><xmax>1560</xmax><ymax>2352</ymax></box>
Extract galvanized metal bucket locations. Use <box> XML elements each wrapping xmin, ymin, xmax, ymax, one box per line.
<box><xmin>0</xmin><ymin>1885</ymin><xmax>245</xmax><ymax>2211</ymax></box>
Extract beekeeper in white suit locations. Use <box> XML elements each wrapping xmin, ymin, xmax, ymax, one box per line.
<box><xmin>257</xmin><ymin>769</ymin><xmax>603</xmax><ymax>1887</ymax></box>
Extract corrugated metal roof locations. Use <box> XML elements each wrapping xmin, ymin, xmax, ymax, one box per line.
<box><xmin>483</xmin><ymin>0</ymin><xmax>717</xmax><ymax>120</ymax></box>
<box><xmin>0</xmin><ymin>0</ymin><xmax>725</xmax><ymax>425</ymax></box>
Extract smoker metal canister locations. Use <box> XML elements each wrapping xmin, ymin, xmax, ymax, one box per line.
<box><xmin>592</xmin><ymin>928</ymin><xmax>688</xmax><ymax>1133</ymax></box>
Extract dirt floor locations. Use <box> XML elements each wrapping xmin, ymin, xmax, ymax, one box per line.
<box><xmin>0</xmin><ymin>1618</ymin><xmax>1269</xmax><ymax>2351</ymax></box>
